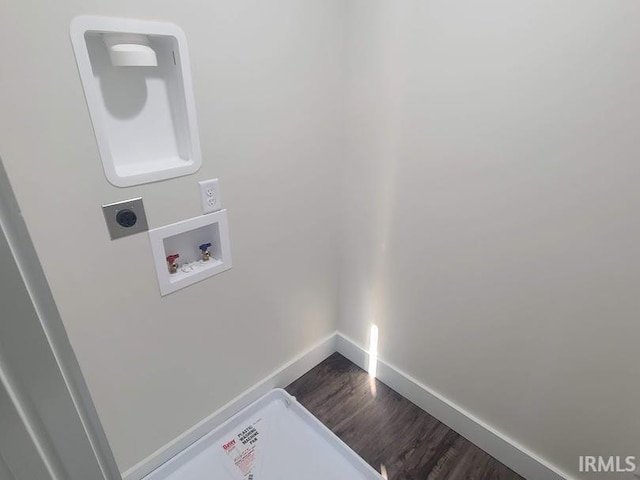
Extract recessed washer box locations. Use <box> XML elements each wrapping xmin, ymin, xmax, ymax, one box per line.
<box><xmin>149</xmin><ymin>210</ymin><xmax>232</xmax><ymax>296</ymax></box>
<box><xmin>70</xmin><ymin>16</ymin><xmax>202</xmax><ymax>187</ymax></box>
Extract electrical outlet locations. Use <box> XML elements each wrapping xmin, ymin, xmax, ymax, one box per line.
<box><xmin>199</xmin><ymin>178</ymin><xmax>222</xmax><ymax>213</ymax></box>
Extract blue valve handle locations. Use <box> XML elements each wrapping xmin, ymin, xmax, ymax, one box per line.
<box><xmin>199</xmin><ymin>243</ymin><xmax>212</xmax><ymax>252</ymax></box>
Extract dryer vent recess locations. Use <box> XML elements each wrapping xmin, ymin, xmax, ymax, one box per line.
<box><xmin>70</xmin><ymin>16</ymin><xmax>202</xmax><ymax>187</ymax></box>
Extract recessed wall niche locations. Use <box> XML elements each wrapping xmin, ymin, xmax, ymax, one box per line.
<box><xmin>70</xmin><ymin>16</ymin><xmax>202</xmax><ymax>187</ymax></box>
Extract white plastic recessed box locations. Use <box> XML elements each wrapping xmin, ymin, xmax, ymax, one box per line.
<box><xmin>70</xmin><ymin>16</ymin><xmax>202</xmax><ymax>187</ymax></box>
<box><xmin>149</xmin><ymin>210</ymin><xmax>232</xmax><ymax>296</ymax></box>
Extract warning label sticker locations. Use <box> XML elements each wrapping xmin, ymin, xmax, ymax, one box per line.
<box><xmin>221</xmin><ymin>417</ymin><xmax>266</xmax><ymax>479</ymax></box>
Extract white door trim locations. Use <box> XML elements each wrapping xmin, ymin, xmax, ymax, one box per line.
<box><xmin>0</xmin><ymin>156</ymin><xmax>121</xmax><ymax>480</ymax></box>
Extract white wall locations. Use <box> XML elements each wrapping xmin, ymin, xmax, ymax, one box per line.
<box><xmin>0</xmin><ymin>0</ymin><xmax>345</xmax><ymax>472</ymax></box>
<box><xmin>339</xmin><ymin>1</ymin><xmax>640</xmax><ymax>479</ymax></box>
<box><xmin>3</xmin><ymin>1</ymin><xmax>640</xmax><ymax>478</ymax></box>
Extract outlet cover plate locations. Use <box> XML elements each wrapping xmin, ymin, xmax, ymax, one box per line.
<box><xmin>102</xmin><ymin>197</ymin><xmax>149</xmax><ymax>240</ymax></box>
<box><xmin>198</xmin><ymin>178</ymin><xmax>222</xmax><ymax>213</ymax></box>
<box><xmin>199</xmin><ymin>178</ymin><xmax>222</xmax><ymax>213</ymax></box>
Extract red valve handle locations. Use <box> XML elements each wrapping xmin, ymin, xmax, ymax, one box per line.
<box><xmin>166</xmin><ymin>254</ymin><xmax>180</xmax><ymax>263</ymax></box>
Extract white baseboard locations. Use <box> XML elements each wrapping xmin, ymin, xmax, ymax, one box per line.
<box><xmin>121</xmin><ymin>331</ymin><xmax>337</xmax><ymax>480</ymax></box>
<box><xmin>335</xmin><ymin>332</ymin><xmax>572</xmax><ymax>480</ymax></box>
<box><xmin>123</xmin><ymin>330</ymin><xmax>572</xmax><ymax>480</ymax></box>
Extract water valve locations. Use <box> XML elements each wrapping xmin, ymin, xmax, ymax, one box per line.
<box><xmin>199</xmin><ymin>243</ymin><xmax>212</xmax><ymax>262</ymax></box>
<box><xmin>166</xmin><ymin>254</ymin><xmax>180</xmax><ymax>274</ymax></box>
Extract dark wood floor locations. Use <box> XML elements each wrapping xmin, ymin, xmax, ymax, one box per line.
<box><xmin>286</xmin><ymin>353</ymin><xmax>524</xmax><ymax>480</ymax></box>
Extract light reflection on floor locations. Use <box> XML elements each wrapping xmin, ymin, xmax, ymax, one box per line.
<box><xmin>368</xmin><ymin>324</ymin><xmax>379</xmax><ymax>397</ymax></box>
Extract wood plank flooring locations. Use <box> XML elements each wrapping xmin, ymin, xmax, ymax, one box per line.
<box><xmin>286</xmin><ymin>353</ymin><xmax>525</xmax><ymax>480</ymax></box>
